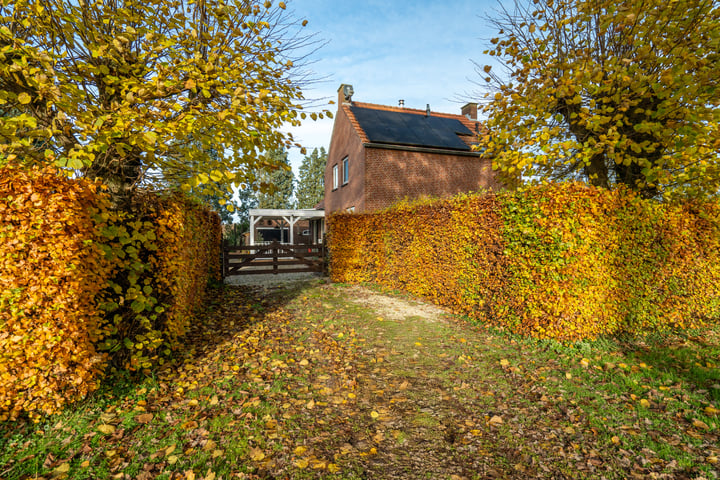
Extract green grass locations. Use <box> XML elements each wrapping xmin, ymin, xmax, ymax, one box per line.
<box><xmin>309</xmin><ymin>283</ymin><xmax>720</xmax><ymax>478</ymax></box>
<box><xmin>1</xmin><ymin>280</ymin><xmax>718</xmax><ymax>479</ymax></box>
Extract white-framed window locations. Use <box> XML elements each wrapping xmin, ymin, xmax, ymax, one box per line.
<box><xmin>332</xmin><ymin>164</ymin><xmax>339</xmax><ymax>190</ymax></box>
<box><xmin>342</xmin><ymin>157</ymin><xmax>349</xmax><ymax>185</ymax></box>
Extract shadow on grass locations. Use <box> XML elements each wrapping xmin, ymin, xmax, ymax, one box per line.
<box><xmin>0</xmin><ymin>277</ymin><xmax>324</xmax><ymax>436</ymax></box>
<box><xmin>619</xmin><ymin>331</ymin><xmax>720</xmax><ymax>402</ymax></box>
<box><xmin>138</xmin><ymin>277</ymin><xmax>326</xmax><ymax>379</ymax></box>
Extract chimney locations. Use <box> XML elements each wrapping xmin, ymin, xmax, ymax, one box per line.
<box><xmin>425</xmin><ymin>104</ymin><xmax>431</xmax><ymax>117</ymax></box>
<box><xmin>398</xmin><ymin>99</ymin><xmax>405</xmax><ymax>108</ymax></box>
<box><xmin>338</xmin><ymin>84</ymin><xmax>354</xmax><ymax>105</ymax></box>
<box><xmin>461</xmin><ymin>102</ymin><xmax>478</xmax><ymax>121</ymax></box>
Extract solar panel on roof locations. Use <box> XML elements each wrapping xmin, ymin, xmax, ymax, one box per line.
<box><xmin>350</xmin><ymin>106</ymin><xmax>473</xmax><ymax>151</ymax></box>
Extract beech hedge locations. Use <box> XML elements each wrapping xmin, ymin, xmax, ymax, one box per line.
<box><xmin>328</xmin><ymin>183</ymin><xmax>720</xmax><ymax>342</ymax></box>
<box><xmin>0</xmin><ymin>166</ymin><xmax>221</xmax><ymax>420</ymax></box>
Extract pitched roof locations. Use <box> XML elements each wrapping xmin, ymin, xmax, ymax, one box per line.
<box><xmin>343</xmin><ymin>101</ymin><xmax>482</xmax><ymax>152</ymax></box>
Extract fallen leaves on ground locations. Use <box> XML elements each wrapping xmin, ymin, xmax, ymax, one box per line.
<box><xmin>0</xmin><ymin>282</ymin><xmax>718</xmax><ymax>480</ymax></box>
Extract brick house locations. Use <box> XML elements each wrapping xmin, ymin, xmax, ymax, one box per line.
<box><xmin>324</xmin><ymin>84</ymin><xmax>500</xmax><ymax>213</ymax></box>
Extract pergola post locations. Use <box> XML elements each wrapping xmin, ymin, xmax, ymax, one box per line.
<box><xmin>282</xmin><ymin>215</ymin><xmax>299</xmax><ymax>245</ymax></box>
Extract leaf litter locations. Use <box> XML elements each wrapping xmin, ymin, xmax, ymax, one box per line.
<box><xmin>0</xmin><ymin>280</ymin><xmax>718</xmax><ymax>479</ymax></box>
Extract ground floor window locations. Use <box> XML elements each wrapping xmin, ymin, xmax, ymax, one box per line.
<box><xmin>256</xmin><ymin>227</ymin><xmax>289</xmax><ymax>243</ymax></box>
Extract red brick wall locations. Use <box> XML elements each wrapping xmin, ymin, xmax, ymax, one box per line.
<box><xmin>325</xmin><ymin>106</ymin><xmax>366</xmax><ymax>212</ymax></box>
<box><xmin>363</xmin><ymin>147</ymin><xmax>501</xmax><ymax>212</ymax></box>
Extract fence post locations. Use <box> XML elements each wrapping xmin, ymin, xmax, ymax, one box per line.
<box><xmin>222</xmin><ymin>238</ymin><xmax>229</xmax><ymax>279</ymax></box>
<box><xmin>272</xmin><ymin>241</ymin><xmax>278</xmax><ymax>275</ymax></box>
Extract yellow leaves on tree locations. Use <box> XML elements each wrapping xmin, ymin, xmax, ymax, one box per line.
<box><xmin>480</xmin><ymin>0</ymin><xmax>720</xmax><ymax>199</ymax></box>
<box><xmin>328</xmin><ymin>183</ymin><xmax>720</xmax><ymax>342</ymax></box>
<box><xmin>0</xmin><ymin>0</ymin><xmax>325</xmax><ymax>202</ymax></box>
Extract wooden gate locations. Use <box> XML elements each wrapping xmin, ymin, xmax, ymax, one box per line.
<box><xmin>222</xmin><ymin>241</ymin><xmax>325</xmax><ymax>277</ymax></box>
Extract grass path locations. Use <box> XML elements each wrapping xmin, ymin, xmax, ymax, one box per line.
<box><xmin>310</xmin><ymin>283</ymin><xmax>719</xmax><ymax>479</ymax></box>
<box><xmin>1</xmin><ymin>280</ymin><xmax>718</xmax><ymax>479</ymax></box>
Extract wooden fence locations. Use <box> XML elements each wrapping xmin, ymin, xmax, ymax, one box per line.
<box><xmin>222</xmin><ymin>241</ymin><xmax>326</xmax><ymax>277</ymax></box>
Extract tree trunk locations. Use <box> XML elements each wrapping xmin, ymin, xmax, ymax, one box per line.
<box><xmin>583</xmin><ymin>153</ymin><xmax>610</xmax><ymax>189</ymax></box>
<box><xmin>84</xmin><ymin>148</ymin><xmax>143</xmax><ymax>208</ymax></box>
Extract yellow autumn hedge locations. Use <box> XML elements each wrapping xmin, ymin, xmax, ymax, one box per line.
<box><xmin>0</xmin><ymin>166</ymin><xmax>114</xmax><ymax>420</ymax></box>
<box><xmin>0</xmin><ymin>166</ymin><xmax>222</xmax><ymax>420</ymax></box>
<box><xmin>328</xmin><ymin>183</ymin><xmax>720</xmax><ymax>342</ymax></box>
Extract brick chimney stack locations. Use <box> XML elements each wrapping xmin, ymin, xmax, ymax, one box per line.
<box><xmin>461</xmin><ymin>102</ymin><xmax>478</xmax><ymax>121</ymax></box>
<box><xmin>338</xmin><ymin>84</ymin><xmax>354</xmax><ymax>105</ymax></box>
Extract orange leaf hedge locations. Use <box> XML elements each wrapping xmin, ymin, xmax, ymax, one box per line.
<box><xmin>0</xmin><ymin>166</ymin><xmax>114</xmax><ymax>420</ymax></box>
<box><xmin>328</xmin><ymin>183</ymin><xmax>720</xmax><ymax>342</ymax></box>
<box><xmin>0</xmin><ymin>166</ymin><xmax>221</xmax><ymax>420</ymax></box>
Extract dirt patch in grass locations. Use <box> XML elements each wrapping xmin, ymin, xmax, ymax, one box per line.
<box><xmin>344</xmin><ymin>285</ymin><xmax>448</xmax><ymax>322</ymax></box>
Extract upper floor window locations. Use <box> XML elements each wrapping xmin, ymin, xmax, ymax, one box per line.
<box><xmin>332</xmin><ymin>164</ymin><xmax>339</xmax><ymax>190</ymax></box>
<box><xmin>342</xmin><ymin>157</ymin><xmax>349</xmax><ymax>185</ymax></box>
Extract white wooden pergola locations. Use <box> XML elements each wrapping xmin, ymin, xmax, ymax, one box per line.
<box><xmin>249</xmin><ymin>208</ymin><xmax>325</xmax><ymax>246</ymax></box>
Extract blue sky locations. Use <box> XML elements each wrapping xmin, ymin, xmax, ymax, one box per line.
<box><xmin>284</xmin><ymin>0</ymin><xmax>501</xmax><ymax>174</ymax></box>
